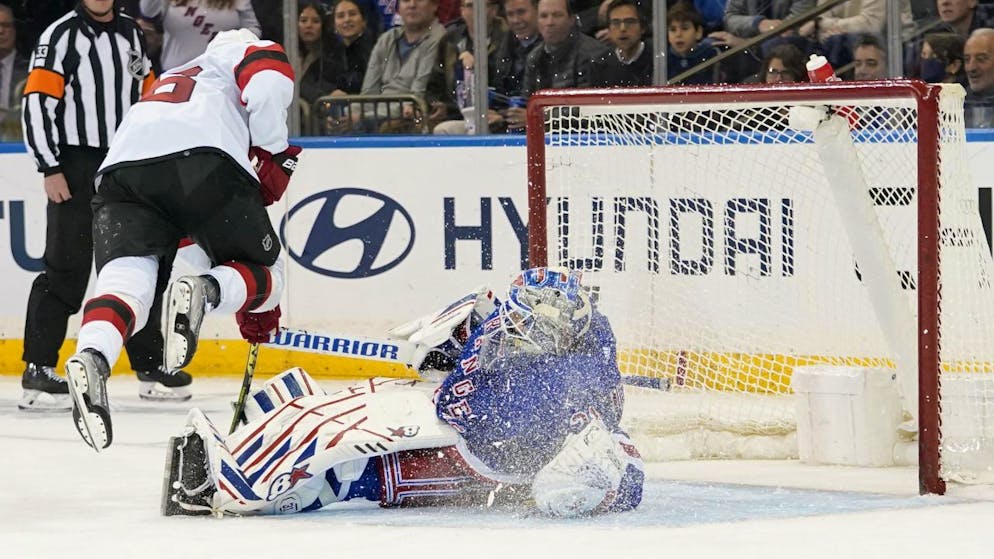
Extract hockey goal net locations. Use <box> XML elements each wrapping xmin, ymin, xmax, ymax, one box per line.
<box><xmin>525</xmin><ymin>81</ymin><xmax>994</xmax><ymax>494</ymax></box>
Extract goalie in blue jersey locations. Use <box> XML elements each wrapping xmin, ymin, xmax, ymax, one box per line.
<box><xmin>162</xmin><ymin>267</ymin><xmax>644</xmax><ymax>518</ymax></box>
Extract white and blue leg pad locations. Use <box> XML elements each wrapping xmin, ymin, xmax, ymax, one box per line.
<box><xmin>243</xmin><ymin>367</ymin><xmax>326</xmax><ymax>423</ymax></box>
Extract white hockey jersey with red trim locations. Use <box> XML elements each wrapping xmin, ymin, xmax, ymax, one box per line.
<box><xmin>98</xmin><ymin>39</ymin><xmax>294</xmax><ymax>178</ymax></box>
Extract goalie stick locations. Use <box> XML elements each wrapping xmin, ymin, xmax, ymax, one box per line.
<box><xmin>263</xmin><ymin>326</ymin><xmax>425</xmax><ymax>368</ymax></box>
<box><xmin>263</xmin><ymin>326</ymin><xmax>669</xmax><ymax>390</ymax></box>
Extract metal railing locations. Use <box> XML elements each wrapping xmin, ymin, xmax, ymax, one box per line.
<box><xmin>308</xmin><ymin>94</ymin><xmax>431</xmax><ymax>136</ymax></box>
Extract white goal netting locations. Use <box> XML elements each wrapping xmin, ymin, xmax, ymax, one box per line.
<box><xmin>531</xmin><ymin>83</ymin><xmax>994</xmax><ymax>489</ymax></box>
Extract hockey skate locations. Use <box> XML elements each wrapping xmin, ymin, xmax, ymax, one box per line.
<box><xmin>18</xmin><ymin>363</ymin><xmax>72</xmax><ymax>412</ymax></box>
<box><xmin>65</xmin><ymin>349</ymin><xmax>112</xmax><ymax>452</ymax></box>
<box><xmin>161</xmin><ymin>431</ymin><xmax>216</xmax><ymax>516</ymax></box>
<box><xmin>136</xmin><ymin>366</ymin><xmax>193</xmax><ymax>401</ymax></box>
<box><xmin>163</xmin><ymin>275</ymin><xmax>218</xmax><ymax>370</ymax></box>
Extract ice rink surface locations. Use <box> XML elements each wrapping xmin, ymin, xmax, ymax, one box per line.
<box><xmin>3</xmin><ymin>375</ymin><xmax>994</xmax><ymax>559</ymax></box>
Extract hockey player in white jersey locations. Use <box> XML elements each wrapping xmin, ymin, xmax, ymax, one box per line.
<box><xmin>65</xmin><ymin>29</ymin><xmax>302</xmax><ymax>452</ymax></box>
<box><xmin>161</xmin><ymin>267</ymin><xmax>644</xmax><ymax>518</ymax></box>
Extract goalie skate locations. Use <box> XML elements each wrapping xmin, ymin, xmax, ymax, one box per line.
<box><xmin>65</xmin><ymin>349</ymin><xmax>112</xmax><ymax>452</ymax></box>
<box><xmin>163</xmin><ymin>276</ymin><xmax>216</xmax><ymax>370</ymax></box>
<box><xmin>161</xmin><ymin>432</ymin><xmax>216</xmax><ymax>516</ymax></box>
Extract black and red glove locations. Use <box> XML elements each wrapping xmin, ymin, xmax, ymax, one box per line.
<box><xmin>236</xmin><ymin>305</ymin><xmax>281</xmax><ymax>344</ymax></box>
<box><xmin>250</xmin><ymin>145</ymin><xmax>302</xmax><ymax>206</ymax></box>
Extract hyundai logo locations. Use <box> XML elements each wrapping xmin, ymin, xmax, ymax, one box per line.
<box><xmin>281</xmin><ymin>188</ymin><xmax>415</xmax><ymax>278</ymax></box>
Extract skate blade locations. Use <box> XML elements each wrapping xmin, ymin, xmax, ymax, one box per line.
<box><xmin>139</xmin><ymin>381</ymin><xmax>192</xmax><ymax>402</ymax></box>
<box><xmin>66</xmin><ymin>361</ymin><xmax>111</xmax><ymax>452</ymax></box>
<box><xmin>164</xmin><ymin>281</ymin><xmax>195</xmax><ymax>369</ymax></box>
<box><xmin>18</xmin><ymin>390</ymin><xmax>72</xmax><ymax>412</ymax></box>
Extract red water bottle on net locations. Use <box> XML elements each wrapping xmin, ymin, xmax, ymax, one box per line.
<box><xmin>805</xmin><ymin>54</ymin><xmax>859</xmax><ymax>128</ymax></box>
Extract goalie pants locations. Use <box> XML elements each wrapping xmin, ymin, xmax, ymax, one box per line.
<box><xmin>228</xmin><ymin>446</ymin><xmax>526</xmax><ymax>515</ymax></box>
<box><xmin>21</xmin><ymin>146</ymin><xmax>165</xmax><ymax>371</ymax></box>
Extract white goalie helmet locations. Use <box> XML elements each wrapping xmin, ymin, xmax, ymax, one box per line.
<box><xmin>207</xmin><ymin>28</ymin><xmax>260</xmax><ymax>51</ymax></box>
<box><xmin>496</xmin><ymin>266</ymin><xmax>592</xmax><ymax>356</ymax></box>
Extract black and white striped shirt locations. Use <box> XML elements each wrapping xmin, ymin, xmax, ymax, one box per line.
<box><xmin>21</xmin><ymin>6</ymin><xmax>154</xmax><ymax>174</ymax></box>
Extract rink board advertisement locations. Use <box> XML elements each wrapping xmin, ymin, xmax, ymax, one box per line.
<box><xmin>1</xmin><ymin>134</ymin><xmax>994</xmax><ymax>377</ymax></box>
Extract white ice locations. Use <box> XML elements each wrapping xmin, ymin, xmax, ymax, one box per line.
<box><xmin>2</xmin><ymin>376</ymin><xmax>993</xmax><ymax>559</ymax></box>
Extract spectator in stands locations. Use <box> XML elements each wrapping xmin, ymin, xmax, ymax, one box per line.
<box><xmin>590</xmin><ymin>0</ymin><xmax>653</xmax><ymax>86</ymax></box>
<box><xmin>851</xmin><ymin>33</ymin><xmax>888</xmax><ymax>80</ymax></box>
<box><xmin>800</xmin><ymin>0</ymin><xmax>883</xmax><ymax>42</ymax></box>
<box><xmin>327</xmin><ymin>0</ymin><xmax>377</xmax><ymax>94</ymax></box>
<box><xmin>919</xmin><ymin>32</ymin><xmax>966</xmax><ymax>84</ymax></box>
<box><xmin>445</xmin><ymin>0</ymin><xmax>506</xmax><ymax>73</ymax></box>
<box><xmin>761</xmin><ymin>42</ymin><xmax>808</xmax><ymax>83</ymax></box>
<box><xmin>435</xmin><ymin>0</ymin><xmax>541</xmax><ymax>133</ymax></box>
<box><xmin>0</xmin><ymin>3</ymin><xmax>28</xmax><ymax>141</ymax></box>
<box><xmin>360</xmin><ymin>0</ymin><xmax>447</xmax><ymax>130</ymax></box>
<box><xmin>964</xmin><ymin>27</ymin><xmax>994</xmax><ymax>127</ymax></box>
<box><xmin>431</xmin><ymin>0</ymin><xmax>509</xmax><ymax>133</ymax></box>
<box><xmin>0</xmin><ymin>4</ymin><xmax>25</xmax><ymax>106</ymax></box>
<box><xmin>521</xmin><ymin>0</ymin><xmax>610</xmax><ymax>98</ymax></box>
<box><xmin>4</xmin><ymin>1</ymin><xmax>74</xmax><ymax>57</ymax></box>
<box><xmin>139</xmin><ymin>0</ymin><xmax>261</xmax><ymax>71</ymax></box>
<box><xmin>588</xmin><ymin>0</ymin><xmax>641</xmax><ymax>41</ymax></box>
<box><xmin>709</xmin><ymin>0</ymin><xmax>815</xmax><ymax>83</ymax></box>
<box><xmin>664</xmin><ymin>1</ymin><xmax>717</xmax><ymax>84</ymax></box>
<box><xmin>712</xmin><ymin>0</ymin><xmax>815</xmax><ymax>48</ymax></box>
<box><xmin>937</xmin><ymin>0</ymin><xmax>994</xmax><ymax>38</ymax></box>
<box><xmin>299</xmin><ymin>1</ymin><xmax>336</xmax><ymax>106</ymax></box>
<box><xmin>495</xmin><ymin>0</ymin><xmax>541</xmax><ymax>93</ymax></box>
<box><xmin>797</xmin><ymin>0</ymin><xmax>912</xmax><ymax>70</ymax></box>
<box><xmin>903</xmin><ymin>0</ymin><xmax>994</xmax><ymax>76</ymax></box>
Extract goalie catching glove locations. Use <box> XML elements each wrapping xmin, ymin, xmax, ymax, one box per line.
<box><xmin>236</xmin><ymin>305</ymin><xmax>281</xmax><ymax>343</ymax></box>
<box><xmin>250</xmin><ymin>145</ymin><xmax>302</xmax><ymax>205</ymax></box>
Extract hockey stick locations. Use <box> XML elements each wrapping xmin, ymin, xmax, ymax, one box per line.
<box><xmin>263</xmin><ymin>326</ymin><xmax>670</xmax><ymax>390</ymax></box>
<box><xmin>229</xmin><ymin>342</ymin><xmax>260</xmax><ymax>434</ymax></box>
<box><xmin>263</xmin><ymin>326</ymin><xmax>424</xmax><ymax>368</ymax></box>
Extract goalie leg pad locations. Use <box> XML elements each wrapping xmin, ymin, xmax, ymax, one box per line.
<box><xmin>241</xmin><ymin>367</ymin><xmax>325</xmax><ymax>423</ymax></box>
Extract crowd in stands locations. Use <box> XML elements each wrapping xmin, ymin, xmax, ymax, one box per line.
<box><xmin>5</xmin><ymin>0</ymin><xmax>994</xmax><ymax>138</ymax></box>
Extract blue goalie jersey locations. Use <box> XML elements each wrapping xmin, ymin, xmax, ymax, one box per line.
<box><xmin>434</xmin><ymin>307</ymin><xmax>637</xmax><ymax>478</ymax></box>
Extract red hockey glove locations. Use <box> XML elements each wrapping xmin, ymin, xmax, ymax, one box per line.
<box><xmin>250</xmin><ymin>145</ymin><xmax>302</xmax><ymax>206</ymax></box>
<box><xmin>236</xmin><ymin>305</ymin><xmax>281</xmax><ymax>344</ymax></box>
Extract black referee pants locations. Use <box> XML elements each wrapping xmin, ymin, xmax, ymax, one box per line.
<box><xmin>22</xmin><ymin>146</ymin><xmax>165</xmax><ymax>372</ymax></box>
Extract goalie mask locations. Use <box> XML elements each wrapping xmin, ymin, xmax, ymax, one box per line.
<box><xmin>493</xmin><ymin>267</ymin><xmax>592</xmax><ymax>356</ymax></box>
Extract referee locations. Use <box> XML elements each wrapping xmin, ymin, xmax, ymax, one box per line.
<box><xmin>19</xmin><ymin>0</ymin><xmax>191</xmax><ymax>412</ymax></box>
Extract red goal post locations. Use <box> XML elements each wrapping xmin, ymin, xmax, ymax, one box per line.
<box><xmin>524</xmin><ymin>81</ymin><xmax>971</xmax><ymax>495</ymax></box>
